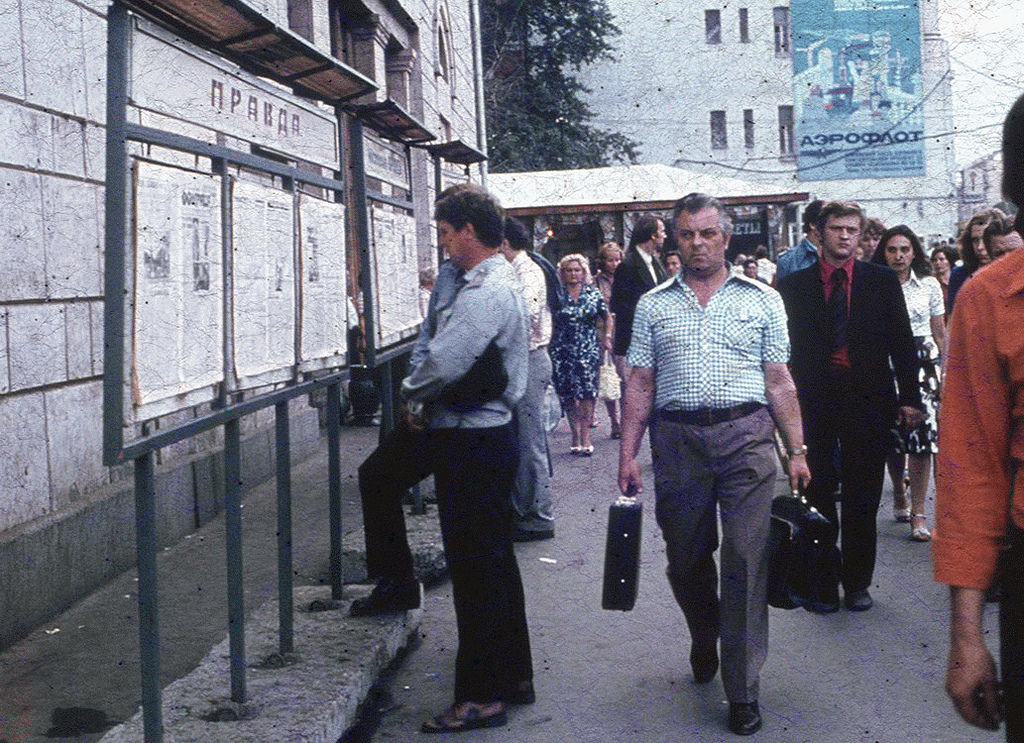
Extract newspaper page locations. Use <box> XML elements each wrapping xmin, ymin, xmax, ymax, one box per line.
<box><xmin>231</xmin><ymin>179</ymin><xmax>296</xmax><ymax>382</ymax></box>
<box><xmin>298</xmin><ymin>194</ymin><xmax>349</xmax><ymax>363</ymax></box>
<box><xmin>370</xmin><ymin>205</ymin><xmax>420</xmax><ymax>348</ymax></box>
<box><xmin>132</xmin><ymin>161</ymin><xmax>223</xmax><ymax>409</ymax></box>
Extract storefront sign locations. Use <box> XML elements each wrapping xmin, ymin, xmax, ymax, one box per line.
<box><xmin>130</xmin><ymin>17</ymin><xmax>339</xmax><ymax>169</ymax></box>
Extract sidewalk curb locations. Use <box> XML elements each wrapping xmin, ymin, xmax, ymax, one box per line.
<box><xmin>99</xmin><ymin>585</ymin><xmax>421</xmax><ymax>743</ymax></box>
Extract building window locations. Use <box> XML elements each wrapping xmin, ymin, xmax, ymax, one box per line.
<box><xmin>705</xmin><ymin>10</ymin><xmax>721</xmax><ymax>45</ymax></box>
<box><xmin>773</xmin><ymin>7</ymin><xmax>790</xmax><ymax>57</ymax></box>
<box><xmin>739</xmin><ymin>8</ymin><xmax>749</xmax><ymax>43</ymax></box>
<box><xmin>711</xmin><ymin>110</ymin><xmax>727</xmax><ymax>150</ymax></box>
<box><xmin>778</xmin><ymin>105</ymin><xmax>794</xmax><ymax>155</ymax></box>
<box><xmin>744</xmin><ymin>109</ymin><xmax>754</xmax><ymax>149</ymax></box>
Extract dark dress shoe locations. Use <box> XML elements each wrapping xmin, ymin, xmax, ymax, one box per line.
<box><xmin>690</xmin><ymin>644</ymin><xmax>719</xmax><ymax>684</ymax></box>
<box><xmin>804</xmin><ymin>598</ymin><xmax>840</xmax><ymax>614</ymax></box>
<box><xmin>349</xmin><ymin>578</ymin><xmax>421</xmax><ymax>616</ymax></box>
<box><xmin>511</xmin><ymin>527</ymin><xmax>555</xmax><ymax>542</ymax></box>
<box><xmin>845</xmin><ymin>589</ymin><xmax>873</xmax><ymax>611</ymax></box>
<box><xmin>728</xmin><ymin>702</ymin><xmax>762</xmax><ymax>735</ymax></box>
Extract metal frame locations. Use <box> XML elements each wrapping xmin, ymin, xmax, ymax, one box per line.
<box><xmin>102</xmin><ymin>5</ymin><xmax>370</xmax><ymax>740</ymax></box>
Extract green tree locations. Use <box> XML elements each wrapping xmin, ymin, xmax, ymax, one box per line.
<box><xmin>481</xmin><ymin>0</ymin><xmax>640</xmax><ymax>172</ymax></box>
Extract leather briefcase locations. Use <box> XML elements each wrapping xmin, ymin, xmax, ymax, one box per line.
<box><xmin>601</xmin><ymin>495</ymin><xmax>642</xmax><ymax>611</ymax></box>
<box><xmin>766</xmin><ymin>491</ymin><xmax>840</xmax><ymax>610</ymax></box>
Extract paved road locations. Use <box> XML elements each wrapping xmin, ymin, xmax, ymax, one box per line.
<box><xmin>363</xmin><ymin>411</ymin><xmax>1003</xmax><ymax>743</ymax></box>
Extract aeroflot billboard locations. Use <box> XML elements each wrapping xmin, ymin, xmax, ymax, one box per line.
<box><xmin>791</xmin><ymin>0</ymin><xmax>924</xmax><ymax>180</ymax></box>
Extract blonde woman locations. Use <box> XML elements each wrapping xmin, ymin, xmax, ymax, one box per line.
<box><xmin>551</xmin><ymin>253</ymin><xmax>607</xmax><ymax>454</ymax></box>
<box><xmin>594</xmin><ymin>241</ymin><xmax>624</xmax><ymax>437</ymax></box>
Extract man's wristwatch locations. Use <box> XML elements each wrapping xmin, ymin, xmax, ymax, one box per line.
<box><xmin>788</xmin><ymin>444</ymin><xmax>808</xmax><ymax>457</ymax></box>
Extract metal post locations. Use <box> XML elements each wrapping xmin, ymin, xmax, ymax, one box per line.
<box><xmin>327</xmin><ymin>382</ymin><xmax>343</xmax><ymax>600</ymax></box>
<box><xmin>275</xmin><ymin>401</ymin><xmax>294</xmax><ymax>654</ymax></box>
<box><xmin>102</xmin><ymin>0</ymin><xmax>130</xmax><ymax>464</ymax></box>
<box><xmin>224</xmin><ymin>419</ymin><xmax>246</xmax><ymax>702</ymax></box>
<box><xmin>134</xmin><ymin>452</ymin><xmax>163</xmax><ymax>742</ymax></box>
<box><xmin>272</xmin><ymin>405</ymin><xmax>292</xmax><ymax>654</ymax></box>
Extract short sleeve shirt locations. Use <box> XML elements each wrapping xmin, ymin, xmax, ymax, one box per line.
<box><xmin>900</xmin><ymin>273</ymin><xmax>945</xmax><ymax>337</ymax></box>
<box><xmin>627</xmin><ymin>272</ymin><xmax>790</xmax><ymax>412</ymax></box>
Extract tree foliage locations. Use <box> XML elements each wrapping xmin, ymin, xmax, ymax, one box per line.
<box><xmin>480</xmin><ymin>0</ymin><xmax>640</xmax><ymax>172</ymax></box>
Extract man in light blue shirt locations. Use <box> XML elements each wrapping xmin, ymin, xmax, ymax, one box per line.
<box><xmin>774</xmin><ymin>199</ymin><xmax>823</xmax><ymax>283</ymax></box>
<box><xmin>618</xmin><ymin>193</ymin><xmax>811</xmax><ymax>737</ymax></box>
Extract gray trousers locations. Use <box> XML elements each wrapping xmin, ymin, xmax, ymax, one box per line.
<box><xmin>511</xmin><ymin>348</ymin><xmax>554</xmax><ymax>531</ymax></box>
<box><xmin>650</xmin><ymin>407</ymin><xmax>776</xmax><ymax>703</ymax></box>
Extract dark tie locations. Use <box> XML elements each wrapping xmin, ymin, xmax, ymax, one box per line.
<box><xmin>828</xmin><ymin>270</ymin><xmax>848</xmax><ymax>351</ymax></box>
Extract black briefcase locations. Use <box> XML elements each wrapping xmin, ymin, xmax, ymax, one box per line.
<box><xmin>766</xmin><ymin>490</ymin><xmax>840</xmax><ymax>610</ymax></box>
<box><xmin>601</xmin><ymin>496</ymin><xmax>643</xmax><ymax>611</ymax></box>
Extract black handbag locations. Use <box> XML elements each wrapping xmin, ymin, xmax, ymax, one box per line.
<box><xmin>766</xmin><ymin>491</ymin><xmax>840</xmax><ymax>610</ymax></box>
<box><xmin>601</xmin><ymin>495</ymin><xmax>643</xmax><ymax>611</ymax></box>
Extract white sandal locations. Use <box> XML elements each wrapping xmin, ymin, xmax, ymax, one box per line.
<box><xmin>910</xmin><ymin>514</ymin><xmax>931</xmax><ymax>542</ymax></box>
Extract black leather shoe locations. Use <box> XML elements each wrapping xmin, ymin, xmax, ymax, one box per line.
<box><xmin>845</xmin><ymin>589</ymin><xmax>873</xmax><ymax>612</ymax></box>
<box><xmin>804</xmin><ymin>598</ymin><xmax>840</xmax><ymax>614</ymax></box>
<box><xmin>511</xmin><ymin>527</ymin><xmax>555</xmax><ymax>542</ymax></box>
<box><xmin>728</xmin><ymin>702</ymin><xmax>762</xmax><ymax>735</ymax></box>
<box><xmin>690</xmin><ymin>644</ymin><xmax>719</xmax><ymax>684</ymax></box>
<box><xmin>349</xmin><ymin>578</ymin><xmax>421</xmax><ymax>616</ymax></box>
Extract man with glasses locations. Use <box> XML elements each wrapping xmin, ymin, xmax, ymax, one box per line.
<box><xmin>777</xmin><ymin>201</ymin><xmax>923</xmax><ymax>614</ymax></box>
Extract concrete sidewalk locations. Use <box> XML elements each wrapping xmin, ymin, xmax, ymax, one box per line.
<box><xmin>0</xmin><ymin>423</ymin><xmax>446</xmax><ymax>743</ymax></box>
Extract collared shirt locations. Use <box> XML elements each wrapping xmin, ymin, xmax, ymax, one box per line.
<box><xmin>402</xmin><ymin>254</ymin><xmax>529</xmax><ymax>429</ymax></box>
<box><xmin>899</xmin><ymin>272</ymin><xmax>945</xmax><ymax>337</ymax></box>
<box><xmin>775</xmin><ymin>236</ymin><xmax>819</xmax><ymax>282</ymax></box>
<box><xmin>819</xmin><ymin>257</ymin><xmax>854</xmax><ymax>368</ymax></box>
<box><xmin>934</xmin><ymin>247</ymin><xmax>1024</xmax><ymax>590</ymax></box>
<box><xmin>510</xmin><ymin>250</ymin><xmax>552</xmax><ymax>349</ymax></box>
<box><xmin>409</xmin><ymin>260</ymin><xmax>462</xmax><ymax>372</ymax></box>
<box><xmin>627</xmin><ymin>271</ymin><xmax>790</xmax><ymax>412</ymax></box>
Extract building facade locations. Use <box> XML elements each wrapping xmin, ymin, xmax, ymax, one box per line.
<box><xmin>0</xmin><ymin>0</ymin><xmax>484</xmax><ymax>648</ymax></box>
<box><xmin>579</xmin><ymin>0</ymin><xmax>958</xmax><ymax>240</ymax></box>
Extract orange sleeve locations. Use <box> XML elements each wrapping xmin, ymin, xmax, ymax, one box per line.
<box><xmin>933</xmin><ymin>279</ymin><xmax>1014</xmax><ymax>589</ymax></box>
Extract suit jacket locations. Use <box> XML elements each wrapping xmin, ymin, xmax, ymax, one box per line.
<box><xmin>777</xmin><ymin>260</ymin><xmax>922</xmax><ymax>424</ymax></box>
<box><xmin>609</xmin><ymin>247</ymin><xmax>665</xmax><ymax>356</ymax></box>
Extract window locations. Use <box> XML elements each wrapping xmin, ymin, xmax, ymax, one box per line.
<box><xmin>773</xmin><ymin>7</ymin><xmax>790</xmax><ymax>57</ymax></box>
<box><xmin>711</xmin><ymin>110</ymin><xmax>727</xmax><ymax>150</ymax></box>
<box><xmin>705</xmin><ymin>10</ymin><xmax>721</xmax><ymax>44</ymax></box>
<box><xmin>744</xmin><ymin>109</ymin><xmax>754</xmax><ymax>149</ymax></box>
<box><xmin>778</xmin><ymin>105</ymin><xmax>794</xmax><ymax>155</ymax></box>
<box><xmin>739</xmin><ymin>8</ymin><xmax>749</xmax><ymax>43</ymax></box>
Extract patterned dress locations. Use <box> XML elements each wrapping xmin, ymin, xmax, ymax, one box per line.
<box><xmin>895</xmin><ymin>273</ymin><xmax>945</xmax><ymax>455</ymax></box>
<box><xmin>551</xmin><ymin>284</ymin><xmax>607</xmax><ymax>401</ymax></box>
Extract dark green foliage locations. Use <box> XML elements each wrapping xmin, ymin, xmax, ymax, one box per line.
<box><xmin>481</xmin><ymin>0</ymin><xmax>640</xmax><ymax>171</ymax></box>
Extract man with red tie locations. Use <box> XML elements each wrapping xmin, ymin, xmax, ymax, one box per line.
<box><xmin>777</xmin><ymin>201</ymin><xmax>923</xmax><ymax>613</ymax></box>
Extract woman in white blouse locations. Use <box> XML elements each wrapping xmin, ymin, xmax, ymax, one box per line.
<box><xmin>872</xmin><ymin>225</ymin><xmax>946</xmax><ymax>541</ymax></box>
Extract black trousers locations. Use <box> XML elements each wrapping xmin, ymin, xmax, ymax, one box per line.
<box><xmin>1001</xmin><ymin>522</ymin><xmax>1024</xmax><ymax>742</ymax></box>
<box><xmin>358</xmin><ymin>422</ymin><xmax>532</xmax><ymax>703</ymax></box>
<box><xmin>801</xmin><ymin>376</ymin><xmax>892</xmax><ymax>596</ymax></box>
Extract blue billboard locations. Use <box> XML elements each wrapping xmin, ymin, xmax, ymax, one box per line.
<box><xmin>791</xmin><ymin>0</ymin><xmax>925</xmax><ymax>180</ymax></box>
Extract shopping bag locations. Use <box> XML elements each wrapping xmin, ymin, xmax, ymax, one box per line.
<box><xmin>598</xmin><ymin>358</ymin><xmax>621</xmax><ymax>401</ymax></box>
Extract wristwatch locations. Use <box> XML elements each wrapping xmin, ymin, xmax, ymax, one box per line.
<box><xmin>788</xmin><ymin>444</ymin><xmax>808</xmax><ymax>457</ymax></box>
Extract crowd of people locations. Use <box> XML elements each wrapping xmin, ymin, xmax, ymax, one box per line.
<box><xmin>347</xmin><ymin>96</ymin><xmax>1024</xmax><ymax>740</ymax></box>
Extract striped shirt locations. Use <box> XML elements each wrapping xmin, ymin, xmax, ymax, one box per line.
<box><xmin>627</xmin><ymin>272</ymin><xmax>790</xmax><ymax>412</ymax></box>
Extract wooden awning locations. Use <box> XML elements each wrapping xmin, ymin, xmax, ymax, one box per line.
<box><xmin>121</xmin><ymin>0</ymin><xmax>378</xmax><ymax>104</ymax></box>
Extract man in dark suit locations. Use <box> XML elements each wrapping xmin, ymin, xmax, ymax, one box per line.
<box><xmin>777</xmin><ymin>201</ymin><xmax>923</xmax><ymax>613</ymax></box>
<box><xmin>609</xmin><ymin>215</ymin><xmax>666</xmax><ymax>381</ymax></box>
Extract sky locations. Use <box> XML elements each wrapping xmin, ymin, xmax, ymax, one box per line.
<box><xmin>938</xmin><ymin>0</ymin><xmax>1024</xmax><ymax>166</ymax></box>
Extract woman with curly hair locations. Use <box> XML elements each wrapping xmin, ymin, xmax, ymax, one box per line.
<box><xmin>551</xmin><ymin>253</ymin><xmax>607</xmax><ymax>455</ymax></box>
<box><xmin>872</xmin><ymin>225</ymin><xmax>945</xmax><ymax>540</ymax></box>
<box><xmin>946</xmin><ymin>208</ymin><xmax>1004</xmax><ymax>313</ymax></box>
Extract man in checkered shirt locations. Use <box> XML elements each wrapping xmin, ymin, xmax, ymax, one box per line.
<box><xmin>618</xmin><ymin>192</ymin><xmax>811</xmax><ymax>737</ymax></box>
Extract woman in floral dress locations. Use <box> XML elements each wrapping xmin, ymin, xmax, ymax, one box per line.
<box><xmin>551</xmin><ymin>253</ymin><xmax>607</xmax><ymax>455</ymax></box>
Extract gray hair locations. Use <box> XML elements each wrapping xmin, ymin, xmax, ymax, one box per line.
<box><xmin>672</xmin><ymin>192</ymin><xmax>732</xmax><ymax>235</ymax></box>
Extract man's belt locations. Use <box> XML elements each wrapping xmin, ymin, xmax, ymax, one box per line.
<box><xmin>657</xmin><ymin>401</ymin><xmax>764</xmax><ymax>426</ymax></box>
